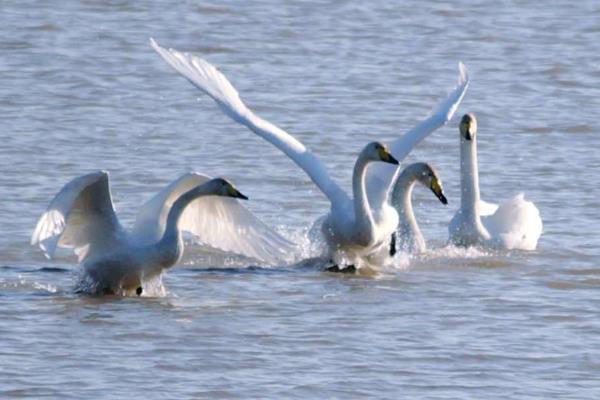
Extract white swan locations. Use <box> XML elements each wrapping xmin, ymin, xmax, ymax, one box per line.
<box><xmin>31</xmin><ymin>171</ymin><xmax>288</xmax><ymax>294</ymax></box>
<box><xmin>389</xmin><ymin>162</ymin><xmax>447</xmax><ymax>255</ymax></box>
<box><xmin>448</xmin><ymin>113</ymin><xmax>543</xmax><ymax>250</ymax></box>
<box><xmin>150</xmin><ymin>39</ymin><xmax>469</xmax><ymax>265</ymax></box>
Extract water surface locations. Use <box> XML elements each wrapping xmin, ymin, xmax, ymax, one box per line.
<box><xmin>1</xmin><ymin>0</ymin><xmax>599</xmax><ymax>398</ymax></box>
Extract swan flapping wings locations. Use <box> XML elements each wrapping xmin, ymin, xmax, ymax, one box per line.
<box><xmin>132</xmin><ymin>172</ymin><xmax>293</xmax><ymax>263</ymax></box>
<box><xmin>150</xmin><ymin>38</ymin><xmax>468</xmax><ymax>213</ymax></box>
<box><xmin>32</xmin><ymin>171</ymin><xmax>294</xmax><ymax>264</ymax></box>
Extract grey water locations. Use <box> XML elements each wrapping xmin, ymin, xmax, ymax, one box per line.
<box><xmin>1</xmin><ymin>0</ymin><xmax>599</xmax><ymax>398</ymax></box>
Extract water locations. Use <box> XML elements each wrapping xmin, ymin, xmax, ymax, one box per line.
<box><xmin>1</xmin><ymin>0</ymin><xmax>599</xmax><ymax>398</ymax></box>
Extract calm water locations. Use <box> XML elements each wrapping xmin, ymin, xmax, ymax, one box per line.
<box><xmin>1</xmin><ymin>0</ymin><xmax>599</xmax><ymax>398</ymax></box>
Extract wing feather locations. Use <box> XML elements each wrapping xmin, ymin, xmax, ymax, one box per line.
<box><xmin>132</xmin><ymin>173</ymin><xmax>212</xmax><ymax>244</ymax></box>
<box><xmin>367</xmin><ymin>63</ymin><xmax>470</xmax><ymax>210</ymax></box>
<box><xmin>133</xmin><ymin>172</ymin><xmax>294</xmax><ymax>263</ymax></box>
<box><xmin>31</xmin><ymin>171</ymin><xmax>124</xmax><ymax>261</ymax></box>
<box><xmin>150</xmin><ymin>38</ymin><xmax>349</xmax><ymax>207</ymax></box>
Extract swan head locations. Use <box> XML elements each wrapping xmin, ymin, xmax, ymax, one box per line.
<box><xmin>363</xmin><ymin>141</ymin><xmax>399</xmax><ymax>165</ymax></box>
<box><xmin>414</xmin><ymin>162</ymin><xmax>447</xmax><ymax>205</ymax></box>
<box><xmin>205</xmin><ymin>178</ymin><xmax>249</xmax><ymax>200</ymax></box>
<box><xmin>459</xmin><ymin>113</ymin><xmax>477</xmax><ymax>141</ymax></box>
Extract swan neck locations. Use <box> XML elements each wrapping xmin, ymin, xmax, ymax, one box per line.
<box><xmin>352</xmin><ymin>154</ymin><xmax>375</xmax><ymax>243</ymax></box>
<box><xmin>391</xmin><ymin>166</ymin><xmax>424</xmax><ymax>251</ymax></box>
<box><xmin>460</xmin><ymin>136</ymin><xmax>481</xmax><ymax>219</ymax></box>
<box><xmin>156</xmin><ymin>186</ymin><xmax>211</xmax><ymax>265</ymax></box>
<box><xmin>164</xmin><ymin>190</ymin><xmax>197</xmax><ymax>236</ymax></box>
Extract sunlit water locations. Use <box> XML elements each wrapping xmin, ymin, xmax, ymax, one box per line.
<box><xmin>1</xmin><ymin>0</ymin><xmax>599</xmax><ymax>398</ymax></box>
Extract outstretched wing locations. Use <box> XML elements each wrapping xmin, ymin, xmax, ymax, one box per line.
<box><xmin>366</xmin><ymin>63</ymin><xmax>470</xmax><ymax>210</ymax></box>
<box><xmin>132</xmin><ymin>172</ymin><xmax>294</xmax><ymax>263</ymax></box>
<box><xmin>150</xmin><ymin>38</ymin><xmax>349</xmax><ymax>207</ymax></box>
<box><xmin>31</xmin><ymin>171</ymin><xmax>125</xmax><ymax>262</ymax></box>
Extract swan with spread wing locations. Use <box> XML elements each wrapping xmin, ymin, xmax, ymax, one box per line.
<box><xmin>31</xmin><ymin>171</ymin><xmax>290</xmax><ymax>294</ymax></box>
<box><xmin>448</xmin><ymin>114</ymin><xmax>543</xmax><ymax>250</ymax></box>
<box><xmin>151</xmin><ymin>39</ymin><xmax>468</xmax><ymax>266</ymax></box>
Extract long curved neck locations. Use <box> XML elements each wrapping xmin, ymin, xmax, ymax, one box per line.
<box><xmin>154</xmin><ymin>186</ymin><xmax>213</xmax><ymax>267</ymax></box>
<box><xmin>352</xmin><ymin>154</ymin><xmax>375</xmax><ymax>244</ymax></box>
<box><xmin>391</xmin><ymin>165</ymin><xmax>425</xmax><ymax>253</ymax></box>
<box><xmin>460</xmin><ymin>136</ymin><xmax>481</xmax><ymax>222</ymax></box>
<box><xmin>163</xmin><ymin>186</ymin><xmax>211</xmax><ymax>239</ymax></box>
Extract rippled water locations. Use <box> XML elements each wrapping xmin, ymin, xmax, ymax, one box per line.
<box><xmin>1</xmin><ymin>0</ymin><xmax>599</xmax><ymax>398</ymax></box>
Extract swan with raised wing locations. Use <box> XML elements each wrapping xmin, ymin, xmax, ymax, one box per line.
<box><xmin>151</xmin><ymin>39</ymin><xmax>469</xmax><ymax>267</ymax></box>
<box><xmin>32</xmin><ymin>171</ymin><xmax>288</xmax><ymax>294</ymax></box>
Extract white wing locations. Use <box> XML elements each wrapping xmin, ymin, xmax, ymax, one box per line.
<box><xmin>482</xmin><ymin>193</ymin><xmax>543</xmax><ymax>250</ymax></box>
<box><xmin>31</xmin><ymin>171</ymin><xmax>125</xmax><ymax>262</ymax></box>
<box><xmin>132</xmin><ymin>173</ymin><xmax>211</xmax><ymax>244</ymax></box>
<box><xmin>150</xmin><ymin>38</ymin><xmax>349</xmax><ymax>207</ymax></box>
<box><xmin>366</xmin><ymin>63</ymin><xmax>470</xmax><ymax>210</ymax></box>
<box><xmin>478</xmin><ymin>199</ymin><xmax>499</xmax><ymax>216</ymax></box>
<box><xmin>132</xmin><ymin>172</ymin><xmax>294</xmax><ymax>263</ymax></box>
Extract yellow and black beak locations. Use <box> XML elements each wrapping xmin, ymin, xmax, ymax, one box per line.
<box><xmin>430</xmin><ymin>178</ymin><xmax>447</xmax><ymax>205</ymax></box>
<box><xmin>228</xmin><ymin>185</ymin><xmax>249</xmax><ymax>200</ymax></box>
<box><xmin>464</xmin><ymin>125</ymin><xmax>474</xmax><ymax>141</ymax></box>
<box><xmin>235</xmin><ymin>190</ymin><xmax>249</xmax><ymax>200</ymax></box>
<box><xmin>460</xmin><ymin>114</ymin><xmax>476</xmax><ymax>141</ymax></box>
<box><xmin>378</xmin><ymin>146</ymin><xmax>399</xmax><ymax>165</ymax></box>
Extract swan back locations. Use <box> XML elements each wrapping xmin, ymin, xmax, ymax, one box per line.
<box><xmin>482</xmin><ymin>193</ymin><xmax>543</xmax><ymax>250</ymax></box>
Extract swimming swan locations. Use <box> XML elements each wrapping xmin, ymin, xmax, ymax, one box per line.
<box><xmin>150</xmin><ymin>39</ymin><xmax>468</xmax><ymax>265</ymax></box>
<box><xmin>389</xmin><ymin>162</ymin><xmax>448</xmax><ymax>255</ymax></box>
<box><xmin>31</xmin><ymin>172</ymin><xmax>286</xmax><ymax>294</ymax></box>
<box><xmin>448</xmin><ymin>114</ymin><xmax>543</xmax><ymax>250</ymax></box>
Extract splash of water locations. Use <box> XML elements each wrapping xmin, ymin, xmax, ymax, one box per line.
<box><xmin>75</xmin><ymin>272</ymin><xmax>167</xmax><ymax>297</ymax></box>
